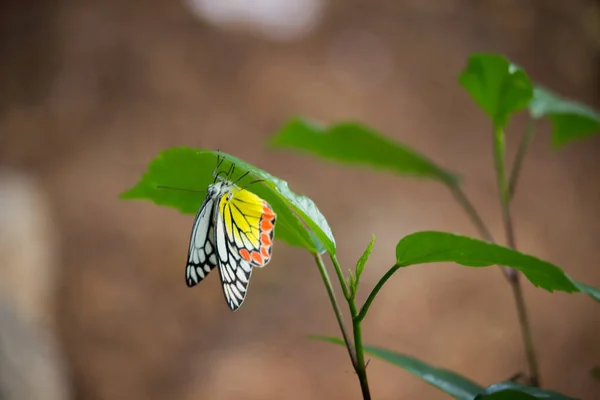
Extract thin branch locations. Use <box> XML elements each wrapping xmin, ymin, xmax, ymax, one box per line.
<box><xmin>349</xmin><ymin>300</ymin><xmax>371</xmax><ymax>400</ymax></box>
<box><xmin>511</xmin><ymin>277</ymin><xmax>540</xmax><ymax>387</ymax></box>
<box><xmin>509</xmin><ymin>119</ymin><xmax>536</xmax><ymax>199</ymax></box>
<box><xmin>449</xmin><ymin>184</ymin><xmax>494</xmax><ymax>242</ymax></box>
<box><xmin>494</xmin><ymin>126</ymin><xmax>540</xmax><ymax>387</ymax></box>
<box><xmin>448</xmin><ymin>183</ymin><xmax>514</xmax><ymax>280</ymax></box>
<box><xmin>313</xmin><ymin>253</ymin><xmax>357</xmax><ymax>368</ymax></box>
<box><xmin>356</xmin><ymin>264</ymin><xmax>401</xmax><ymax>322</ymax></box>
<box><xmin>330</xmin><ymin>254</ymin><xmax>351</xmax><ymax>301</ymax></box>
<box><xmin>330</xmin><ymin>254</ymin><xmax>371</xmax><ymax>399</ymax></box>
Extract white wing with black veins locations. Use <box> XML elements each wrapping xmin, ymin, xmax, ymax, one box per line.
<box><xmin>214</xmin><ymin>196</ymin><xmax>254</xmax><ymax>311</ymax></box>
<box><xmin>186</xmin><ymin>196</ymin><xmax>218</xmax><ymax>287</ymax></box>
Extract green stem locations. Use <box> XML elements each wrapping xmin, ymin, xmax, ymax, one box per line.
<box><xmin>313</xmin><ymin>253</ymin><xmax>357</xmax><ymax>367</ymax></box>
<box><xmin>356</xmin><ymin>264</ymin><xmax>401</xmax><ymax>322</ymax></box>
<box><xmin>448</xmin><ymin>183</ymin><xmax>516</xmax><ymax>280</ymax></box>
<box><xmin>494</xmin><ymin>125</ymin><xmax>540</xmax><ymax>387</ymax></box>
<box><xmin>350</xmin><ymin>301</ymin><xmax>371</xmax><ymax>400</ymax></box>
<box><xmin>511</xmin><ymin>276</ymin><xmax>540</xmax><ymax>387</ymax></box>
<box><xmin>449</xmin><ymin>184</ymin><xmax>494</xmax><ymax>242</ymax></box>
<box><xmin>331</xmin><ymin>254</ymin><xmax>371</xmax><ymax>400</ymax></box>
<box><xmin>509</xmin><ymin>119</ymin><xmax>536</xmax><ymax>200</ymax></box>
<box><xmin>330</xmin><ymin>254</ymin><xmax>351</xmax><ymax>301</ymax></box>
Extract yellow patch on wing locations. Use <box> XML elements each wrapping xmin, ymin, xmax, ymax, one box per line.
<box><xmin>219</xmin><ymin>187</ymin><xmax>266</xmax><ymax>248</ymax></box>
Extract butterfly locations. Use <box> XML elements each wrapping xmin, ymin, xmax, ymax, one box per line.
<box><xmin>184</xmin><ymin>155</ymin><xmax>276</xmax><ymax>311</ymax></box>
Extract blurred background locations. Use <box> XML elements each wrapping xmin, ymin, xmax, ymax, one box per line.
<box><xmin>1</xmin><ymin>0</ymin><xmax>599</xmax><ymax>399</ymax></box>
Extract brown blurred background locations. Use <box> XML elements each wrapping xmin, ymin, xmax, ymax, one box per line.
<box><xmin>1</xmin><ymin>0</ymin><xmax>600</xmax><ymax>399</ymax></box>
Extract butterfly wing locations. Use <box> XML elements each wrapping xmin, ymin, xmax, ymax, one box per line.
<box><xmin>228</xmin><ymin>187</ymin><xmax>276</xmax><ymax>267</ymax></box>
<box><xmin>186</xmin><ymin>195</ymin><xmax>218</xmax><ymax>287</ymax></box>
<box><xmin>215</xmin><ymin>187</ymin><xmax>277</xmax><ymax>311</ymax></box>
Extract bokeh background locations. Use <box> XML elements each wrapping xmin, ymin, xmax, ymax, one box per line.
<box><xmin>1</xmin><ymin>0</ymin><xmax>599</xmax><ymax>399</ymax></box>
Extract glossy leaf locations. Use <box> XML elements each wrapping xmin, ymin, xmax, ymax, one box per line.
<box><xmin>216</xmin><ymin>151</ymin><xmax>336</xmax><ymax>254</ymax></box>
<box><xmin>395</xmin><ymin>231</ymin><xmax>580</xmax><ymax>293</ymax></box>
<box><xmin>270</xmin><ymin>118</ymin><xmax>459</xmax><ymax>185</ymax></box>
<box><xmin>475</xmin><ymin>382</ymin><xmax>579</xmax><ymax>400</ymax></box>
<box><xmin>120</xmin><ymin>147</ymin><xmax>332</xmax><ymax>254</ymax></box>
<box><xmin>459</xmin><ymin>53</ymin><xmax>533</xmax><ymax>129</ymax></box>
<box><xmin>530</xmin><ymin>87</ymin><xmax>600</xmax><ymax>147</ymax></box>
<box><xmin>310</xmin><ymin>335</ymin><xmax>484</xmax><ymax>400</ymax></box>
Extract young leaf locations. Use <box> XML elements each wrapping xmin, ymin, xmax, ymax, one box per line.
<box><xmin>459</xmin><ymin>53</ymin><xmax>533</xmax><ymax>129</ymax></box>
<box><xmin>120</xmin><ymin>147</ymin><xmax>331</xmax><ymax>254</ymax></box>
<box><xmin>348</xmin><ymin>235</ymin><xmax>375</xmax><ymax>298</ymax></box>
<box><xmin>475</xmin><ymin>382</ymin><xmax>579</xmax><ymax>400</ymax></box>
<box><xmin>529</xmin><ymin>87</ymin><xmax>600</xmax><ymax>147</ymax></box>
<box><xmin>309</xmin><ymin>335</ymin><xmax>484</xmax><ymax>400</ymax></box>
<box><xmin>270</xmin><ymin>118</ymin><xmax>459</xmax><ymax>186</ymax></box>
<box><xmin>348</xmin><ymin>269</ymin><xmax>356</xmax><ymax>291</ymax></box>
<box><xmin>355</xmin><ymin>235</ymin><xmax>375</xmax><ymax>282</ymax></box>
<box><xmin>395</xmin><ymin>231</ymin><xmax>582</xmax><ymax>293</ymax></box>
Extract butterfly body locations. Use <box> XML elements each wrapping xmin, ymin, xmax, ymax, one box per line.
<box><xmin>185</xmin><ymin>170</ymin><xmax>276</xmax><ymax>311</ymax></box>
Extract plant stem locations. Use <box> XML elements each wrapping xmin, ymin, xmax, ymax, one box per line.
<box><xmin>356</xmin><ymin>264</ymin><xmax>401</xmax><ymax>322</ymax></box>
<box><xmin>494</xmin><ymin>125</ymin><xmax>540</xmax><ymax>387</ymax></box>
<box><xmin>313</xmin><ymin>253</ymin><xmax>357</xmax><ymax>367</ymax></box>
<box><xmin>330</xmin><ymin>254</ymin><xmax>351</xmax><ymax>301</ymax></box>
<box><xmin>511</xmin><ymin>275</ymin><xmax>540</xmax><ymax>387</ymax></box>
<box><xmin>449</xmin><ymin>184</ymin><xmax>494</xmax><ymax>242</ymax></box>
<box><xmin>509</xmin><ymin>119</ymin><xmax>536</xmax><ymax>200</ymax></box>
<box><xmin>449</xmin><ymin>183</ymin><xmax>516</xmax><ymax>280</ymax></box>
<box><xmin>331</xmin><ymin>254</ymin><xmax>371</xmax><ymax>400</ymax></box>
<box><xmin>349</xmin><ymin>300</ymin><xmax>371</xmax><ymax>400</ymax></box>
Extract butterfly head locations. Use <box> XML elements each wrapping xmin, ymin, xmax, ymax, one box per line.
<box><xmin>210</xmin><ymin>153</ymin><xmax>261</xmax><ymax>200</ymax></box>
<box><xmin>208</xmin><ymin>180</ymin><xmax>234</xmax><ymax>200</ymax></box>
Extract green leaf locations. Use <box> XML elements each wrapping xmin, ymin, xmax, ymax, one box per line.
<box><xmin>475</xmin><ymin>390</ymin><xmax>537</xmax><ymax>400</ymax></box>
<box><xmin>349</xmin><ymin>235</ymin><xmax>375</xmax><ymax>298</ymax></box>
<box><xmin>216</xmin><ymin>151</ymin><xmax>336</xmax><ymax>254</ymax></box>
<box><xmin>270</xmin><ymin>118</ymin><xmax>459</xmax><ymax>185</ymax></box>
<box><xmin>395</xmin><ymin>231</ymin><xmax>579</xmax><ymax>293</ymax></box>
<box><xmin>529</xmin><ymin>87</ymin><xmax>600</xmax><ymax>147</ymax></box>
<box><xmin>309</xmin><ymin>335</ymin><xmax>484</xmax><ymax>400</ymax></box>
<box><xmin>120</xmin><ymin>147</ymin><xmax>333</xmax><ymax>254</ymax></box>
<box><xmin>356</xmin><ymin>234</ymin><xmax>375</xmax><ymax>281</ymax></box>
<box><xmin>348</xmin><ymin>269</ymin><xmax>356</xmax><ymax>291</ymax></box>
<box><xmin>459</xmin><ymin>53</ymin><xmax>533</xmax><ymax>129</ymax></box>
<box><xmin>475</xmin><ymin>382</ymin><xmax>579</xmax><ymax>400</ymax></box>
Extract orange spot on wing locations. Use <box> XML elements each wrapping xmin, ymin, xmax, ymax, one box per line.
<box><xmin>261</xmin><ymin>219</ymin><xmax>274</xmax><ymax>231</ymax></box>
<box><xmin>262</xmin><ymin>203</ymin><xmax>275</xmax><ymax>219</ymax></box>
<box><xmin>251</xmin><ymin>252</ymin><xmax>264</xmax><ymax>265</ymax></box>
<box><xmin>261</xmin><ymin>233</ymin><xmax>272</xmax><ymax>246</ymax></box>
<box><xmin>239</xmin><ymin>248</ymin><xmax>251</xmax><ymax>262</ymax></box>
<box><xmin>263</xmin><ymin>213</ymin><xmax>275</xmax><ymax>221</ymax></box>
<box><xmin>261</xmin><ymin>246</ymin><xmax>270</xmax><ymax>258</ymax></box>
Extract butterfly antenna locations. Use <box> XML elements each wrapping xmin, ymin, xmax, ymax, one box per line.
<box><xmin>240</xmin><ymin>179</ymin><xmax>265</xmax><ymax>191</ymax></box>
<box><xmin>233</xmin><ymin>171</ymin><xmax>250</xmax><ymax>185</ymax></box>
<box><xmin>212</xmin><ymin>151</ymin><xmax>225</xmax><ymax>181</ymax></box>
<box><xmin>214</xmin><ymin>170</ymin><xmax>229</xmax><ymax>182</ymax></box>
<box><xmin>157</xmin><ymin>186</ymin><xmax>206</xmax><ymax>193</ymax></box>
